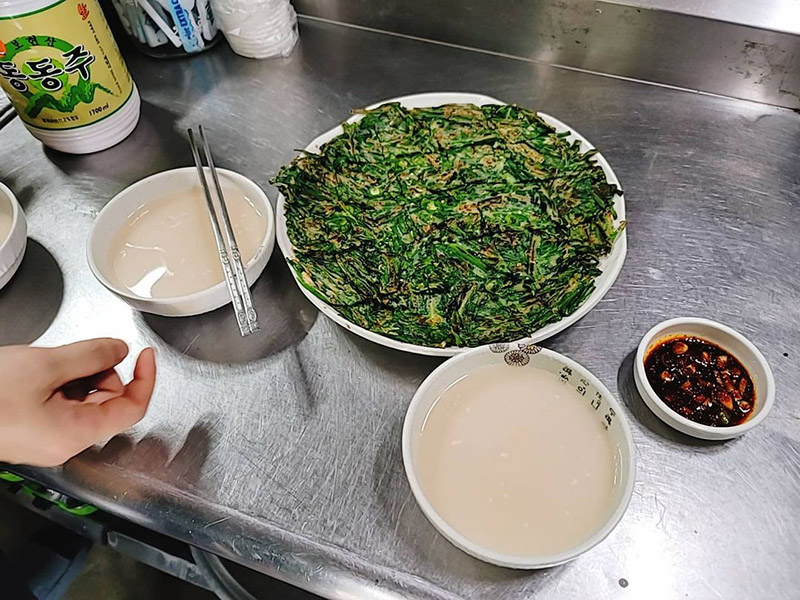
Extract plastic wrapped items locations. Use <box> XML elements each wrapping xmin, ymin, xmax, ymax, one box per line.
<box><xmin>110</xmin><ymin>0</ymin><xmax>222</xmax><ymax>58</ymax></box>
<box><xmin>212</xmin><ymin>0</ymin><xmax>298</xmax><ymax>59</ymax></box>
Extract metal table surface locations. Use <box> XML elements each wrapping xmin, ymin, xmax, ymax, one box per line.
<box><xmin>1</xmin><ymin>18</ymin><xmax>799</xmax><ymax>600</ymax></box>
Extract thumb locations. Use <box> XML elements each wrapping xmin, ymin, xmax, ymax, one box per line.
<box><xmin>66</xmin><ymin>348</ymin><xmax>157</xmax><ymax>444</ymax></box>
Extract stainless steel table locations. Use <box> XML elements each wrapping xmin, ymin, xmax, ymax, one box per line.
<box><xmin>1</xmin><ymin>18</ymin><xmax>798</xmax><ymax>600</ymax></box>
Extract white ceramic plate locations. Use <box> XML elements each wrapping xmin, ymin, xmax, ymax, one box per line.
<box><xmin>276</xmin><ymin>92</ymin><xmax>627</xmax><ymax>356</ymax></box>
<box><xmin>402</xmin><ymin>342</ymin><xmax>636</xmax><ymax>568</ymax></box>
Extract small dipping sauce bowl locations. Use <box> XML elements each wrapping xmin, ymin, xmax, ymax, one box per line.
<box><xmin>87</xmin><ymin>167</ymin><xmax>275</xmax><ymax>317</ymax></box>
<box><xmin>634</xmin><ymin>317</ymin><xmax>775</xmax><ymax>440</ymax></box>
<box><xmin>402</xmin><ymin>343</ymin><xmax>636</xmax><ymax>569</ymax></box>
<box><xmin>0</xmin><ymin>181</ymin><xmax>27</xmax><ymax>291</ymax></box>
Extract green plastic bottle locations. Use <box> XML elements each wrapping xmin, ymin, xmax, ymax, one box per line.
<box><xmin>0</xmin><ymin>0</ymin><xmax>140</xmax><ymax>153</ymax></box>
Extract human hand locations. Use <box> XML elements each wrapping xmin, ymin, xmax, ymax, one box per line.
<box><xmin>0</xmin><ymin>339</ymin><xmax>156</xmax><ymax>467</ymax></box>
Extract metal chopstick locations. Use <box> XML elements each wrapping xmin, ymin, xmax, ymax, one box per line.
<box><xmin>198</xmin><ymin>125</ymin><xmax>259</xmax><ymax>333</ymax></box>
<box><xmin>187</xmin><ymin>128</ymin><xmax>255</xmax><ymax>336</ymax></box>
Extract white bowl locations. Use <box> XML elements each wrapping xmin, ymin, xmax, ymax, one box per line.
<box><xmin>402</xmin><ymin>343</ymin><xmax>636</xmax><ymax>569</ymax></box>
<box><xmin>87</xmin><ymin>167</ymin><xmax>275</xmax><ymax>317</ymax></box>
<box><xmin>634</xmin><ymin>317</ymin><xmax>775</xmax><ymax>441</ymax></box>
<box><xmin>0</xmin><ymin>182</ymin><xmax>27</xmax><ymax>291</ymax></box>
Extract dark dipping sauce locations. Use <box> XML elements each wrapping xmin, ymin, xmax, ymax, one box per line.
<box><xmin>644</xmin><ymin>336</ymin><xmax>755</xmax><ymax>427</ymax></box>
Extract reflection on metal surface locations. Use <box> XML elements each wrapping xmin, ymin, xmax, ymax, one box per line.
<box><xmin>1</xmin><ymin>17</ymin><xmax>799</xmax><ymax>600</ymax></box>
<box><xmin>42</xmin><ymin>102</ymin><xmax>195</xmax><ymax>186</ymax></box>
<box><xmin>607</xmin><ymin>0</ymin><xmax>800</xmax><ymax>35</ymax></box>
<box><xmin>294</xmin><ymin>0</ymin><xmax>800</xmax><ymax>109</ymax></box>
<box><xmin>141</xmin><ymin>256</ymin><xmax>317</xmax><ymax>363</ymax></box>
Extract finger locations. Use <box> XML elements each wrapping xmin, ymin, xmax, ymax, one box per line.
<box><xmin>122</xmin><ymin>348</ymin><xmax>157</xmax><ymax>406</ymax></box>
<box><xmin>43</xmin><ymin>339</ymin><xmax>129</xmax><ymax>389</ymax></box>
<box><xmin>65</xmin><ymin>348</ymin><xmax>157</xmax><ymax>443</ymax></box>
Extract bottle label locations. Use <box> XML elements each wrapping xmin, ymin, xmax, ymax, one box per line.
<box><xmin>0</xmin><ymin>0</ymin><xmax>134</xmax><ymax>130</ymax></box>
<box><xmin>165</xmin><ymin>0</ymin><xmax>202</xmax><ymax>53</ymax></box>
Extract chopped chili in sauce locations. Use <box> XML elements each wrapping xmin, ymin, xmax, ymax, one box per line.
<box><xmin>644</xmin><ymin>335</ymin><xmax>755</xmax><ymax>427</ymax></box>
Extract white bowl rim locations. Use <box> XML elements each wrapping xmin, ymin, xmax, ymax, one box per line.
<box><xmin>87</xmin><ymin>167</ymin><xmax>275</xmax><ymax>305</ymax></box>
<box><xmin>401</xmin><ymin>344</ymin><xmax>637</xmax><ymax>569</ymax></box>
<box><xmin>0</xmin><ymin>181</ymin><xmax>21</xmax><ymax>249</ymax></box>
<box><xmin>634</xmin><ymin>317</ymin><xmax>775</xmax><ymax>437</ymax></box>
<box><xmin>275</xmin><ymin>91</ymin><xmax>627</xmax><ymax>357</ymax></box>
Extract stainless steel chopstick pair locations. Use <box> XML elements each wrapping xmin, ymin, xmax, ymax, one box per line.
<box><xmin>188</xmin><ymin>125</ymin><xmax>259</xmax><ymax>336</ymax></box>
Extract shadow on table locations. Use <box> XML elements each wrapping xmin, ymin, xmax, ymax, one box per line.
<box><xmin>617</xmin><ymin>349</ymin><xmax>733</xmax><ymax>449</ymax></box>
<box><xmin>74</xmin><ymin>419</ymin><xmax>216</xmax><ymax>497</ymax></box>
<box><xmin>43</xmin><ymin>102</ymin><xmax>193</xmax><ymax>185</ymax></box>
<box><xmin>0</xmin><ymin>239</ymin><xmax>63</xmax><ymax>345</ymax></box>
<box><xmin>142</xmin><ymin>254</ymin><xmax>317</xmax><ymax>364</ymax></box>
<box><xmin>344</xmin><ymin>329</ymin><xmax>445</xmax><ymax>380</ymax></box>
